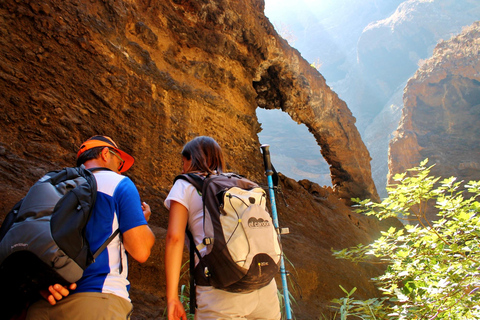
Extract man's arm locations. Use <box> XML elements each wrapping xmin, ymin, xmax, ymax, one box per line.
<box><xmin>122</xmin><ymin>201</ymin><xmax>155</xmax><ymax>263</ymax></box>
<box><xmin>123</xmin><ymin>224</ymin><xmax>155</xmax><ymax>263</ymax></box>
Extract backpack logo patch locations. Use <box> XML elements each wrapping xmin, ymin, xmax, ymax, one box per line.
<box><xmin>248</xmin><ymin>217</ymin><xmax>271</xmax><ymax>228</ymax></box>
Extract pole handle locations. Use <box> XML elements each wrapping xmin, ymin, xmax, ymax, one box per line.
<box><xmin>260</xmin><ymin>144</ymin><xmax>273</xmax><ymax>176</ymax></box>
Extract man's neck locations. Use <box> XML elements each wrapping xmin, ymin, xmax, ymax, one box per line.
<box><xmin>83</xmin><ymin>159</ymin><xmax>108</xmax><ymax>171</ymax></box>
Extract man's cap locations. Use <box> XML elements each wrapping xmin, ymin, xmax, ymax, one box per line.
<box><xmin>77</xmin><ymin>135</ymin><xmax>135</xmax><ymax>172</ymax></box>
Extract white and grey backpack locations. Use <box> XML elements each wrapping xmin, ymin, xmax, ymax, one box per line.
<box><xmin>175</xmin><ymin>173</ymin><xmax>281</xmax><ymax>295</ymax></box>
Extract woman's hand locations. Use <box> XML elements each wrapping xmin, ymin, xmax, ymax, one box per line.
<box><xmin>167</xmin><ymin>298</ymin><xmax>188</xmax><ymax>320</ymax></box>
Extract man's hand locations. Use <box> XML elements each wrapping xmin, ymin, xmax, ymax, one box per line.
<box><xmin>40</xmin><ymin>283</ymin><xmax>77</xmax><ymax>305</ymax></box>
<box><xmin>142</xmin><ymin>201</ymin><xmax>151</xmax><ymax>222</ymax></box>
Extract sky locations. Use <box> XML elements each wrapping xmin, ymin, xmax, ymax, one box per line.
<box><xmin>264</xmin><ymin>0</ymin><xmax>335</xmax><ymax>19</ymax></box>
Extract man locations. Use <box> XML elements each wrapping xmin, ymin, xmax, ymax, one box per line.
<box><xmin>26</xmin><ymin>135</ymin><xmax>155</xmax><ymax>319</ymax></box>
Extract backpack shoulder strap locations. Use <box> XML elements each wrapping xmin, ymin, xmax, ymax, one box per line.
<box><xmin>186</xmin><ymin>228</ymin><xmax>197</xmax><ymax>314</ymax></box>
<box><xmin>0</xmin><ymin>199</ymin><xmax>23</xmax><ymax>243</ymax></box>
<box><xmin>92</xmin><ymin>229</ymin><xmax>120</xmax><ymax>260</ymax></box>
<box><xmin>174</xmin><ymin>173</ymin><xmax>205</xmax><ymax>193</ymax></box>
<box><xmin>173</xmin><ymin>173</ymin><xmax>209</xmax><ymax>314</ymax></box>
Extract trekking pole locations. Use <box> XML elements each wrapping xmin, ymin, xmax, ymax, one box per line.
<box><xmin>260</xmin><ymin>144</ymin><xmax>293</xmax><ymax>320</ymax></box>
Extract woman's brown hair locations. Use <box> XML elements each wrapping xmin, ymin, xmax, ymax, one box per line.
<box><xmin>181</xmin><ymin>136</ymin><xmax>225</xmax><ymax>174</ymax></box>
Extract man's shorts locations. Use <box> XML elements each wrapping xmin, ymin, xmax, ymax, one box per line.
<box><xmin>26</xmin><ymin>292</ymin><xmax>133</xmax><ymax>320</ymax></box>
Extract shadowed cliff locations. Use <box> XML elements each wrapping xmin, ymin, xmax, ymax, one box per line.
<box><xmin>389</xmin><ymin>21</ymin><xmax>480</xmax><ymax>221</ymax></box>
<box><xmin>0</xmin><ymin>0</ymin><xmax>395</xmax><ymax>317</ymax></box>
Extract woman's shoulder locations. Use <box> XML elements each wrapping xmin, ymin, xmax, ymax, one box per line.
<box><xmin>170</xmin><ymin>178</ymin><xmax>200</xmax><ymax>195</ymax></box>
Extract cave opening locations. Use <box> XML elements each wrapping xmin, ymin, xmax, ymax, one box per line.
<box><xmin>256</xmin><ymin>107</ymin><xmax>332</xmax><ymax>187</ymax></box>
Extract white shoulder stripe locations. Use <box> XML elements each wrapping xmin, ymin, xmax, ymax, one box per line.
<box><xmin>94</xmin><ymin>171</ymin><xmax>126</xmax><ymax>196</ymax></box>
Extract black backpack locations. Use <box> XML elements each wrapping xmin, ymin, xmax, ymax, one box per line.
<box><xmin>175</xmin><ymin>173</ymin><xmax>281</xmax><ymax>302</ymax></box>
<box><xmin>0</xmin><ymin>166</ymin><xmax>118</xmax><ymax>318</ymax></box>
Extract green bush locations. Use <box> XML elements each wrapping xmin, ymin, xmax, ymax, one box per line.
<box><xmin>332</xmin><ymin>159</ymin><xmax>480</xmax><ymax>319</ymax></box>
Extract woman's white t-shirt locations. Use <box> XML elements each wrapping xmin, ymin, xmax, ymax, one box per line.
<box><xmin>164</xmin><ymin>177</ymin><xmax>281</xmax><ymax>319</ymax></box>
<box><xmin>164</xmin><ymin>179</ymin><xmax>207</xmax><ymax>259</ymax></box>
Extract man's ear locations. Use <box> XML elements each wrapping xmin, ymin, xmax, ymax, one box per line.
<box><xmin>100</xmin><ymin>147</ymin><xmax>110</xmax><ymax>162</ymax></box>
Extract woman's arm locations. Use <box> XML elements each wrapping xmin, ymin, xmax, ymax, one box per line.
<box><xmin>165</xmin><ymin>200</ymin><xmax>189</xmax><ymax>320</ymax></box>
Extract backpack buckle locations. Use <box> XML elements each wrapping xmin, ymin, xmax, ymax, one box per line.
<box><xmin>204</xmin><ymin>267</ymin><xmax>211</xmax><ymax>278</ymax></box>
<box><xmin>196</xmin><ymin>237</ymin><xmax>213</xmax><ymax>252</ymax></box>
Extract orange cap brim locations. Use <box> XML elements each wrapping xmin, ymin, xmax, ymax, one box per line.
<box><xmin>113</xmin><ymin>148</ymin><xmax>134</xmax><ymax>173</ymax></box>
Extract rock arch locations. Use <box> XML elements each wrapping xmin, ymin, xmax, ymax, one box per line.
<box><xmin>253</xmin><ymin>58</ymin><xmax>378</xmax><ymax>203</ymax></box>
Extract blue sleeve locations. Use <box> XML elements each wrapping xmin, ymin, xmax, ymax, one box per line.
<box><xmin>114</xmin><ymin>177</ymin><xmax>147</xmax><ymax>233</ymax></box>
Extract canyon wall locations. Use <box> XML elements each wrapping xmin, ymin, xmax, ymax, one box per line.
<box><xmin>389</xmin><ymin>21</ymin><xmax>480</xmax><ymax>221</ymax></box>
<box><xmin>0</xmin><ymin>0</ymin><xmax>392</xmax><ymax>317</ymax></box>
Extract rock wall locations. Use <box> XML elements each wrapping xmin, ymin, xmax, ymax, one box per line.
<box><xmin>389</xmin><ymin>21</ymin><xmax>480</xmax><ymax>220</ymax></box>
<box><xmin>352</xmin><ymin>0</ymin><xmax>480</xmax><ymax>197</ymax></box>
<box><xmin>0</xmin><ymin>0</ymin><xmax>389</xmax><ymax>317</ymax></box>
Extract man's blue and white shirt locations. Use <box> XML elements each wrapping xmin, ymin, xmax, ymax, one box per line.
<box><xmin>75</xmin><ymin>170</ymin><xmax>147</xmax><ymax>301</ymax></box>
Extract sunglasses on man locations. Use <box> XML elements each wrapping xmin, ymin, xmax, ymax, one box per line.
<box><xmin>108</xmin><ymin>149</ymin><xmax>125</xmax><ymax>172</ymax></box>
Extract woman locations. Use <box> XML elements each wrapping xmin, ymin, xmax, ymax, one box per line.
<box><xmin>164</xmin><ymin>136</ymin><xmax>281</xmax><ymax>320</ymax></box>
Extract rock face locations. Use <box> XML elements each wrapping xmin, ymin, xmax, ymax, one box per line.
<box><xmin>359</xmin><ymin>0</ymin><xmax>480</xmax><ymax>198</ymax></box>
<box><xmin>0</xmin><ymin>0</ymin><xmax>390</xmax><ymax>317</ymax></box>
<box><xmin>0</xmin><ymin>0</ymin><xmax>376</xmax><ymax>205</ymax></box>
<box><xmin>389</xmin><ymin>21</ymin><xmax>480</xmax><ymax>220</ymax></box>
